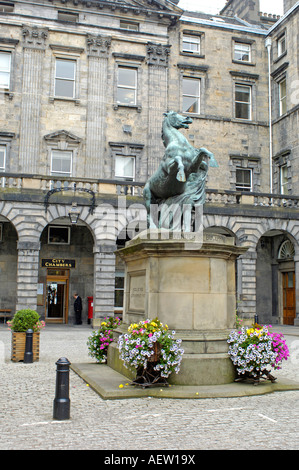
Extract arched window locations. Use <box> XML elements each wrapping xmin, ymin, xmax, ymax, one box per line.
<box><xmin>278</xmin><ymin>240</ymin><xmax>295</xmax><ymax>260</ymax></box>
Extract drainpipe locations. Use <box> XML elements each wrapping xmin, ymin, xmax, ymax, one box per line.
<box><xmin>265</xmin><ymin>37</ymin><xmax>273</xmax><ymax>195</ymax></box>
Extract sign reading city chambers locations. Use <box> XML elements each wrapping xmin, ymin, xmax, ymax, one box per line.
<box><xmin>41</xmin><ymin>258</ymin><xmax>76</xmax><ymax>268</ymax></box>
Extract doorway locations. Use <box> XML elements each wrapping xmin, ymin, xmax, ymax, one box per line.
<box><xmin>46</xmin><ymin>270</ymin><xmax>69</xmax><ymax>323</ymax></box>
<box><xmin>282</xmin><ymin>271</ymin><xmax>296</xmax><ymax>325</ymax></box>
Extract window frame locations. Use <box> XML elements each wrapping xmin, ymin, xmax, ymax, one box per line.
<box><xmin>279</xmin><ymin>78</ymin><xmax>287</xmax><ymax>116</ymax></box>
<box><xmin>234</xmin><ymin>83</ymin><xmax>252</xmax><ymax>120</ymax></box>
<box><xmin>277</xmin><ymin>34</ymin><xmax>286</xmax><ymax>57</ymax></box>
<box><xmin>0</xmin><ymin>144</ymin><xmax>6</xmax><ymax>172</ymax></box>
<box><xmin>182</xmin><ymin>76</ymin><xmax>200</xmax><ymax>114</ymax></box>
<box><xmin>234</xmin><ymin>42</ymin><xmax>251</xmax><ymax>63</ymax></box>
<box><xmin>116</xmin><ymin>66</ymin><xmax>137</xmax><ymax>106</ymax></box>
<box><xmin>48</xmin><ymin>226</ymin><xmax>71</xmax><ymax>245</ymax></box>
<box><xmin>57</xmin><ymin>10</ymin><xmax>79</xmax><ymax>23</ymax></box>
<box><xmin>54</xmin><ymin>58</ymin><xmax>76</xmax><ymax>99</ymax></box>
<box><xmin>235</xmin><ymin>167</ymin><xmax>253</xmax><ymax>192</ymax></box>
<box><xmin>50</xmin><ymin>149</ymin><xmax>73</xmax><ymax>177</ymax></box>
<box><xmin>0</xmin><ymin>2</ymin><xmax>14</xmax><ymax>12</ymax></box>
<box><xmin>182</xmin><ymin>34</ymin><xmax>200</xmax><ymax>54</ymax></box>
<box><xmin>280</xmin><ymin>164</ymin><xmax>288</xmax><ymax>195</ymax></box>
<box><xmin>115</xmin><ymin>155</ymin><xmax>136</xmax><ymax>181</ymax></box>
<box><xmin>0</xmin><ymin>50</ymin><xmax>11</xmax><ymax>89</ymax></box>
<box><xmin>120</xmin><ymin>20</ymin><xmax>139</xmax><ymax>31</ymax></box>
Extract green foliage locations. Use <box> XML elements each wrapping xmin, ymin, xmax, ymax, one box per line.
<box><xmin>8</xmin><ymin>309</ymin><xmax>41</xmax><ymax>332</ymax></box>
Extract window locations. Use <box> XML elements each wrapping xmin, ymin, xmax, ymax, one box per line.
<box><xmin>114</xmin><ymin>272</ymin><xmax>125</xmax><ymax>311</ymax></box>
<box><xmin>54</xmin><ymin>59</ymin><xmax>76</xmax><ymax>98</ymax></box>
<box><xmin>0</xmin><ymin>2</ymin><xmax>14</xmax><ymax>12</ymax></box>
<box><xmin>277</xmin><ymin>34</ymin><xmax>286</xmax><ymax>57</ymax></box>
<box><xmin>120</xmin><ymin>20</ymin><xmax>139</xmax><ymax>31</ymax></box>
<box><xmin>48</xmin><ymin>226</ymin><xmax>70</xmax><ymax>244</ymax></box>
<box><xmin>234</xmin><ymin>42</ymin><xmax>251</xmax><ymax>62</ymax></box>
<box><xmin>182</xmin><ymin>35</ymin><xmax>200</xmax><ymax>54</ymax></box>
<box><xmin>279</xmin><ymin>78</ymin><xmax>287</xmax><ymax>116</ymax></box>
<box><xmin>235</xmin><ymin>84</ymin><xmax>251</xmax><ymax>120</ymax></box>
<box><xmin>51</xmin><ymin>150</ymin><xmax>72</xmax><ymax>176</ymax></box>
<box><xmin>182</xmin><ymin>77</ymin><xmax>200</xmax><ymax>114</ymax></box>
<box><xmin>0</xmin><ymin>51</ymin><xmax>11</xmax><ymax>89</ymax></box>
<box><xmin>115</xmin><ymin>155</ymin><xmax>135</xmax><ymax>181</ymax></box>
<box><xmin>58</xmin><ymin>11</ymin><xmax>79</xmax><ymax>22</ymax></box>
<box><xmin>280</xmin><ymin>164</ymin><xmax>288</xmax><ymax>194</ymax></box>
<box><xmin>0</xmin><ymin>145</ymin><xmax>6</xmax><ymax>171</ymax></box>
<box><xmin>117</xmin><ymin>67</ymin><xmax>137</xmax><ymax>105</ymax></box>
<box><xmin>236</xmin><ymin>168</ymin><xmax>252</xmax><ymax>191</ymax></box>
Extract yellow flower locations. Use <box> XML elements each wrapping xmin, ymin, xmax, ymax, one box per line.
<box><xmin>246</xmin><ymin>328</ymin><xmax>254</xmax><ymax>335</ymax></box>
<box><xmin>101</xmin><ymin>322</ymin><xmax>107</xmax><ymax>326</ymax></box>
<box><xmin>119</xmin><ymin>384</ymin><xmax>124</xmax><ymax>388</ymax></box>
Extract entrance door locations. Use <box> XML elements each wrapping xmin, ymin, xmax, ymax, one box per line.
<box><xmin>46</xmin><ymin>272</ymin><xmax>69</xmax><ymax>323</ymax></box>
<box><xmin>282</xmin><ymin>271</ymin><xmax>296</xmax><ymax>325</ymax></box>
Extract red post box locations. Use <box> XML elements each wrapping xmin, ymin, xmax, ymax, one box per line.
<box><xmin>87</xmin><ymin>296</ymin><xmax>93</xmax><ymax>324</ymax></box>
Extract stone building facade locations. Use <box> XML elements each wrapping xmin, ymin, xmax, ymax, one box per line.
<box><xmin>0</xmin><ymin>0</ymin><xmax>298</xmax><ymax>326</ymax></box>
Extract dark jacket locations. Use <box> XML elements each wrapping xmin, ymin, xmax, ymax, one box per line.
<box><xmin>74</xmin><ymin>295</ymin><xmax>82</xmax><ymax>313</ymax></box>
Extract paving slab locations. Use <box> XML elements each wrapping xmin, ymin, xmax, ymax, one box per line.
<box><xmin>71</xmin><ymin>362</ymin><xmax>299</xmax><ymax>400</ymax></box>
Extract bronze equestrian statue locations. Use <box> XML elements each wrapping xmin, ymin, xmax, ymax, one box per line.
<box><xmin>143</xmin><ymin>111</ymin><xmax>217</xmax><ymax>228</ymax></box>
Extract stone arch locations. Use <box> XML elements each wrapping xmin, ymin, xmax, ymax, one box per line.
<box><xmin>0</xmin><ymin>213</ymin><xmax>18</xmax><ymax>313</ymax></box>
<box><xmin>256</xmin><ymin>224</ymin><xmax>299</xmax><ymax>325</ymax></box>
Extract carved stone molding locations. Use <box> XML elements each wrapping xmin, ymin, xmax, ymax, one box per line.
<box><xmin>22</xmin><ymin>26</ymin><xmax>48</xmax><ymax>50</ymax></box>
<box><xmin>86</xmin><ymin>34</ymin><xmax>111</xmax><ymax>58</ymax></box>
<box><xmin>146</xmin><ymin>42</ymin><xmax>171</xmax><ymax>67</ymax></box>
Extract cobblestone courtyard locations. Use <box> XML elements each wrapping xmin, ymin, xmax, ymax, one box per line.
<box><xmin>1</xmin><ymin>324</ymin><xmax>299</xmax><ymax>450</ymax></box>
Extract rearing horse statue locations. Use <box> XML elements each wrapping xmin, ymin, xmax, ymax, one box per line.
<box><xmin>143</xmin><ymin>110</ymin><xmax>215</xmax><ymax>226</ymax></box>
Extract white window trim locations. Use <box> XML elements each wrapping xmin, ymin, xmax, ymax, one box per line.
<box><xmin>236</xmin><ymin>167</ymin><xmax>253</xmax><ymax>192</ymax></box>
<box><xmin>234</xmin><ymin>42</ymin><xmax>251</xmax><ymax>62</ymax></box>
<box><xmin>182</xmin><ymin>34</ymin><xmax>200</xmax><ymax>54</ymax></box>
<box><xmin>0</xmin><ymin>51</ymin><xmax>11</xmax><ymax>90</ymax></box>
<box><xmin>277</xmin><ymin>34</ymin><xmax>286</xmax><ymax>57</ymax></box>
<box><xmin>279</xmin><ymin>78</ymin><xmax>287</xmax><ymax>116</ymax></box>
<box><xmin>0</xmin><ymin>144</ymin><xmax>6</xmax><ymax>172</ymax></box>
<box><xmin>50</xmin><ymin>150</ymin><xmax>73</xmax><ymax>177</ymax></box>
<box><xmin>182</xmin><ymin>77</ymin><xmax>200</xmax><ymax>114</ymax></box>
<box><xmin>54</xmin><ymin>58</ymin><xmax>76</xmax><ymax>99</ymax></box>
<box><xmin>115</xmin><ymin>155</ymin><xmax>135</xmax><ymax>181</ymax></box>
<box><xmin>280</xmin><ymin>164</ymin><xmax>288</xmax><ymax>194</ymax></box>
<box><xmin>235</xmin><ymin>83</ymin><xmax>252</xmax><ymax>120</ymax></box>
<box><xmin>116</xmin><ymin>66</ymin><xmax>137</xmax><ymax>106</ymax></box>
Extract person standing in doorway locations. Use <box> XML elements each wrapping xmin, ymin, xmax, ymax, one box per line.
<box><xmin>73</xmin><ymin>293</ymin><xmax>82</xmax><ymax>325</ymax></box>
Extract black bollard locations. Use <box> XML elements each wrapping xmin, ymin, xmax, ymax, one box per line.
<box><xmin>53</xmin><ymin>357</ymin><xmax>71</xmax><ymax>420</ymax></box>
<box><xmin>254</xmin><ymin>314</ymin><xmax>259</xmax><ymax>325</ymax></box>
<box><xmin>24</xmin><ymin>329</ymin><xmax>33</xmax><ymax>363</ymax></box>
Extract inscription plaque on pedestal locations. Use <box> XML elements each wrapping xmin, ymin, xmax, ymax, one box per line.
<box><xmin>128</xmin><ymin>272</ymin><xmax>146</xmax><ymax>312</ymax></box>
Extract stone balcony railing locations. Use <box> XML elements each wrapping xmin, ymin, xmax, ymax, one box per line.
<box><xmin>1</xmin><ymin>173</ymin><xmax>299</xmax><ymax>209</ymax></box>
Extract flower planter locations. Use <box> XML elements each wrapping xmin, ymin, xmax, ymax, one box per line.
<box><xmin>235</xmin><ymin>370</ymin><xmax>277</xmax><ymax>386</ymax></box>
<box><xmin>11</xmin><ymin>331</ymin><xmax>40</xmax><ymax>362</ymax></box>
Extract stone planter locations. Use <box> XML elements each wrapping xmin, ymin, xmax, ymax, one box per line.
<box><xmin>11</xmin><ymin>331</ymin><xmax>40</xmax><ymax>362</ymax></box>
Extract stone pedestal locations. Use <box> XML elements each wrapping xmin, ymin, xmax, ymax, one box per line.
<box><xmin>108</xmin><ymin>231</ymin><xmax>248</xmax><ymax>385</ymax></box>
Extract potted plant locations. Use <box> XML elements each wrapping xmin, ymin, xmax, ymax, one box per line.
<box><xmin>227</xmin><ymin>324</ymin><xmax>289</xmax><ymax>385</ymax></box>
<box><xmin>87</xmin><ymin>316</ymin><xmax>121</xmax><ymax>363</ymax></box>
<box><xmin>7</xmin><ymin>309</ymin><xmax>45</xmax><ymax>362</ymax></box>
<box><xmin>118</xmin><ymin>317</ymin><xmax>184</xmax><ymax>388</ymax></box>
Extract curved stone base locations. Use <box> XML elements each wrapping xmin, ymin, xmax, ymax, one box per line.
<box><xmin>108</xmin><ymin>343</ymin><xmax>236</xmax><ymax>386</ymax></box>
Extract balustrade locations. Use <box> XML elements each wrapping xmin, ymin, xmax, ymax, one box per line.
<box><xmin>1</xmin><ymin>173</ymin><xmax>299</xmax><ymax>209</ymax></box>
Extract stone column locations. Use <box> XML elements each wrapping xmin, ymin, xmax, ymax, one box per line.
<box><xmin>16</xmin><ymin>241</ymin><xmax>40</xmax><ymax>312</ymax></box>
<box><xmin>238</xmin><ymin>250</ymin><xmax>257</xmax><ymax>321</ymax></box>
<box><xmin>85</xmin><ymin>35</ymin><xmax>111</xmax><ymax>178</ymax></box>
<box><xmin>19</xmin><ymin>26</ymin><xmax>48</xmax><ymax>173</ymax></box>
<box><xmin>93</xmin><ymin>244</ymin><xmax>116</xmax><ymax>325</ymax></box>
<box><xmin>146</xmin><ymin>43</ymin><xmax>170</xmax><ymax>176</ymax></box>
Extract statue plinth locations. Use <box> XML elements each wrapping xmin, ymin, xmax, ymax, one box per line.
<box><xmin>108</xmin><ymin>231</ymin><xmax>248</xmax><ymax>385</ymax></box>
